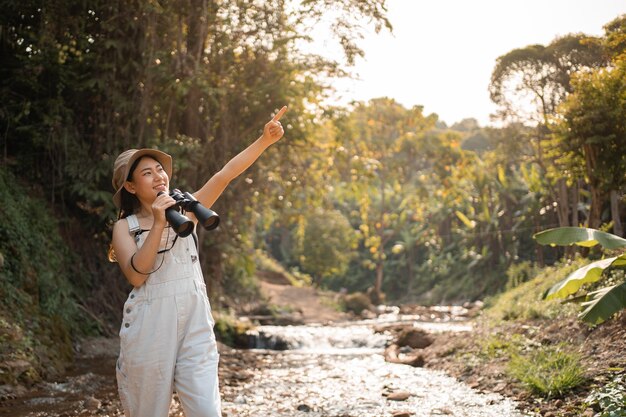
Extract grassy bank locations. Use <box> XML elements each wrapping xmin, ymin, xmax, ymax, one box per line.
<box><xmin>0</xmin><ymin>168</ymin><xmax>97</xmax><ymax>387</ymax></box>
<box><xmin>424</xmin><ymin>259</ymin><xmax>626</xmax><ymax>417</ymax></box>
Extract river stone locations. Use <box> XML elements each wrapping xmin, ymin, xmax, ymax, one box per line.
<box><xmin>85</xmin><ymin>395</ymin><xmax>101</xmax><ymax>410</ymax></box>
<box><xmin>387</xmin><ymin>391</ymin><xmax>411</xmax><ymax>401</ymax></box>
<box><xmin>396</xmin><ymin>328</ymin><xmax>433</xmax><ymax>349</ymax></box>
<box><xmin>384</xmin><ymin>344</ymin><xmax>425</xmax><ymax>367</ymax></box>
<box><xmin>297</xmin><ymin>403</ymin><xmax>312</xmax><ymax>412</ymax></box>
<box><xmin>392</xmin><ymin>412</ymin><xmax>414</xmax><ymax>417</ymax></box>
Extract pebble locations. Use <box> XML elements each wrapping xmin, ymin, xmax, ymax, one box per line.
<box><xmin>297</xmin><ymin>403</ymin><xmax>313</xmax><ymax>412</ymax></box>
<box><xmin>387</xmin><ymin>391</ymin><xmax>411</xmax><ymax>401</ymax></box>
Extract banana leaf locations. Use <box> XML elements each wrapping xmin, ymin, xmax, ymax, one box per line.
<box><xmin>579</xmin><ymin>282</ymin><xmax>626</xmax><ymax>325</ymax></box>
<box><xmin>544</xmin><ymin>254</ymin><xmax>626</xmax><ymax>299</ymax></box>
<box><xmin>534</xmin><ymin>227</ymin><xmax>626</xmax><ymax>249</ymax></box>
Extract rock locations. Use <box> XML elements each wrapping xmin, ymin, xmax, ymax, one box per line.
<box><xmin>360</xmin><ymin>309</ymin><xmax>377</xmax><ymax>319</ymax></box>
<box><xmin>297</xmin><ymin>403</ymin><xmax>312</xmax><ymax>412</ymax></box>
<box><xmin>384</xmin><ymin>344</ymin><xmax>425</xmax><ymax>367</ymax></box>
<box><xmin>396</xmin><ymin>329</ymin><xmax>433</xmax><ymax>349</ymax></box>
<box><xmin>3</xmin><ymin>359</ymin><xmax>32</xmax><ymax>375</ymax></box>
<box><xmin>387</xmin><ymin>391</ymin><xmax>411</xmax><ymax>401</ymax></box>
<box><xmin>493</xmin><ymin>382</ymin><xmax>507</xmax><ymax>392</ymax></box>
<box><xmin>85</xmin><ymin>396</ymin><xmax>101</xmax><ymax>411</ymax></box>
<box><xmin>391</xmin><ymin>412</ymin><xmax>413</xmax><ymax>417</ymax></box>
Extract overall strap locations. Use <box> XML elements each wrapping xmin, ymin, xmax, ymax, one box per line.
<box><xmin>126</xmin><ymin>214</ymin><xmax>144</xmax><ymax>244</ymax></box>
<box><xmin>127</xmin><ymin>214</ymin><xmax>197</xmax><ymax>251</ymax></box>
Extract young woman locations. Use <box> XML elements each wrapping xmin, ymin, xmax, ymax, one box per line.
<box><xmin>110</xmin><ymin>106</ymin><xmax>287</xmax><ymax>417</ymax></box>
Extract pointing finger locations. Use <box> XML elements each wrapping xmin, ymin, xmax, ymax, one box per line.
<box><xmin>272</xmin><ymin>106</ymin><xmax>288</xmax><ymax>122</ymax></box>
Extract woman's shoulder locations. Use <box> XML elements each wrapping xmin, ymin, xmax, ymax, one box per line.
<box><xmin>113</xmin><ymin>216</ymin><xmax>132</xmax><ymax>235</ymax></box>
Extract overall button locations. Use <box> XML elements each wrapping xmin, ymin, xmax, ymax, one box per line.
<box><xmin>130</xmin><ymin>294</ymin><xmax>135</xmax><ymax>299</ymax></box>
<box><xmin>126</xmin><ymin>308</ymin><xmax>131</xmax><ymax>314</ymax></box>
<box><xmin>124</xmin><ymin>323</ymin><xmax>130</xmax><ymax>328</ymax></box>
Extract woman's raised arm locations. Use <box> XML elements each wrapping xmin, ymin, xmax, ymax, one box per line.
<box><xmin>193</xmin><ymin>106</ymin><xmax>287</xmax><ymax>208</ymax></box>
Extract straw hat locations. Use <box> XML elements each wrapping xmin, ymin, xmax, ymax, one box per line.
<box><xmin>112</xmin><ymin>148</ymin><xmax>173</xmax><ymax>208</ymax></box>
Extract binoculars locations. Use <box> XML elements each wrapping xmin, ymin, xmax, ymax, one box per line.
<box><xmin>158</xmin><ymin>189</ymin><xmax>220</xmax><ymax>237</ymax></box>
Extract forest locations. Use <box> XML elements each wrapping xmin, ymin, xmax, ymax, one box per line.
<box><xmin>0</xmin><ymin>1</ymin><xmax>625</xmax><ymax>406</ymax></box>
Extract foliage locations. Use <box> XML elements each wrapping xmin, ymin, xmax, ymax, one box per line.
<box><xmin>0</xmin><ymin>168</ymin><xmax>96</xmax><ymax>384</ymax></box>
<box><xmin>254</xmin><ymin>249</ymin><xmax>311</xmax><ymax>287</ymax></box>
<box><xmin>489</xmin><ymin>34</ymin><xmax>607</xmax><ymax>124</ymax></box>
<box><xmin>0</xmin><ymin>0</ymin><xmax>391</xmax><ymax>318</ymax></box>
<box><xmin>585</xmin><ymin>373</ymin><xmax>626</xmax><ymax>417</ymax></box>
<box><xmin>505</xmin><ymin>261</ymin><xmax>541</xmax><ymax>289</ymax></box>
<box><xmin>535</xmin><ymin>227</ymin><xmax>626</xmax><ymax>250</ymax></box>
<box><xmin>221</xmin><ymin>242</ymin><xmax>260</xmax><ymax>306</ymax></box>
<box><xmin>342</xmin><ymin>292</ymin><xmax>372</xmax><ymax>314</ymax></box>
<box><xmin>507</xmin><ymin>344</ymin><xmax>586</xmax><ymax>398</ymax></box>
<box><xmin>549</xmin><ymin>58</ymin><xmax>626</xmax><ymax>229</ymax></box>
<box><xmin>0</xmin><ymin>0</ymin><xmax>624</xmax><ymax>350</ymax></box>
<box><xmin>534</xmin><ymin>227</ymin><xmax>626</xmax><ymax>324</ymax></box>
<box><xmin>485</xmin><ymin>259</ymin><xmax>586</xmax><ymax>322</ymax></box>
<box><xmin>212</xmin><ymin>310</ymin><xmax>253</xmax><ymax>348</ymax></box>
<box><xmin>297</xmin><ymin>209</ymin><xmax>358</xmax><ymax>285</ymax></box>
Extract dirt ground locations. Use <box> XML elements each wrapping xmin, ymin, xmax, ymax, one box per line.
<box><xmin>422</xmin><ymin>312</ymin><xmax>626</xmax><ymax>417</ymax></box>
<box><xmin>258</xmin><ymin>280</ymin><xmax>349</xmax><ymax>324</ymax></box>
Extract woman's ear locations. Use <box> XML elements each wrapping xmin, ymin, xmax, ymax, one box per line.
<box><xmin>123</xmin><ymin>181</ymin><xmax>136</xmax><ymax>194</ymax></box>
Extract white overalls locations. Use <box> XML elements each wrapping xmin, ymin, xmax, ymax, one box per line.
<box><xmin>116</xmin><ymin>214</ymin><xmax>221</xmax><ymax>417</ymax></box>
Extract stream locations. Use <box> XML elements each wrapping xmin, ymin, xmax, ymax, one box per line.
<box><xmin>0</xmin><ymin>308</ymin><xmax>529</xmax><ymax>416</ymax></box>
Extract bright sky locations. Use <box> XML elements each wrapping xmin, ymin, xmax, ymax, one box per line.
<box><xmin>324</xmin><ymin>0</ymin><xmax>625</xmax><ymax>127</ymax></box>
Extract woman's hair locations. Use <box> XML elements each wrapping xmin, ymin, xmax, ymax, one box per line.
<box><xmin>108</xmin><ymin>155</ymin><xmax>162</xmax><ymax>262</ymax></box>
<box><xmin>117</xmin><ymin>156</ymin><xmax>146</xmax><ymax>220</ymax></box>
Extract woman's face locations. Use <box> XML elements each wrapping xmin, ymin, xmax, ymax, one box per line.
<box><xmin>124</xmin><ymin>156</ymin><xmax>169</xmax><ymax>203</ymax></box>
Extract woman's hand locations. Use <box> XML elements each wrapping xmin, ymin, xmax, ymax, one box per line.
<box><xmin>261</xmin><ymin>106</ymin><xmax>287</xmax><ymax>145</ymax></box>
<box><xmin>152</xmin><ymin>192</ymin><xmax>177</xmax><ymax>227</ymax></box>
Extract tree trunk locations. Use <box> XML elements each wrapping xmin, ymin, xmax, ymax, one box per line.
<box><xmin>181</xmin><ymin>0</ymin><xmax>208</xmax><ymax>140</ymax></box>
<box><xmin>372</xmin><ymin>170</ymin><xmax>386</xmax><ymax>305</ymax></box>
<box><xmin>556</xmin><ymin>178</ymin><xmax>570</xmax><ymax>227</ymax></box>
<box><xmin>406</xmin><ymin>247</ymin><xmax>414</xmax><ymax>297</ymax></box>
<box><xmin>583</xmin><ymin>144</ymin><xmax>603</xmax><ymax>229</ymax></box>
<box><xmin>610</xmin><ymin>189</ymin><xmax>624</xmax><ymax>237</ymax></box>
<box><xmin>588</xmin><ymin>185</ymin><xmax>604</xmax><ymax>229</ymax></box>
<box><xmin>373</xmin><ymin>261</ymin><xmax>384</xmax><ymax>305</ymax></box>
<box><xmin>534</xmin><ymin>216</ymin><xmax>544</xmax><ymax>267</ymax></box>
<box><xmin>571</xmin><ymin>180</ymin><xmax>580</xmax><ymax>227</ymax></box>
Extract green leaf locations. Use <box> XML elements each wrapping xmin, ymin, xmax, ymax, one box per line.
<box><xmin>455</xmin><ymin>210</ymin><xmax>475</xmax><ymax>229</ymax></box>
<box><xmin>544</xmin><ymin>255</ymin><xmax>626</xmax><ymax>299</ymax></box>
<box><xmin>579</xmin><ymin>282</ymin><xmax>626</xmax><ymax>325</ymax></box>
<box><xmin>534</xmin><ymin>227</ymin><xmax>626</xmax><ymax>249</ymax></box>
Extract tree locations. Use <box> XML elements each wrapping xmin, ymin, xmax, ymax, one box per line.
<box><xmin>298</xmin><ymin>209</ymin><xmax>358</xmax><ymax>285</ymax></box>
<box><xmin>489</xmin><ymin>34</ymin><xmax>606</xmax><ymax>125</ymax></box>
<box><xmin>331</xmin><ymin>98</ymin><xmax>437</xmax><ymax>302</ymax></box>
<box><xmin>550</xmin><ymin>59</ymin><xmax>626</xmax><ymax>233</ymax></box>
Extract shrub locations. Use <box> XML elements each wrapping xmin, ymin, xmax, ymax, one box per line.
<box><xmin>505</xmin><ymin>261</ymin><xmax>540</xmax><ymax>289</ymax></box>
<box><xmin>485</xmin><ymin>259</ymin><xmax>587</xmax><ymax>322</ymax></box>
<box><xmin>585</xmin><ymin>373</ymin><xmax>626</xmax><ymax>417</ymax></box>
<box><xmin>507</xmin><ymin>344</ymin><xmax>586</xmax><ymax>398</ymax></box>
<box><xmin>0</xmin><ymin>168</ymin><xmax>96</xmax><ymax>384</ymax></box>
<box><xmin>342</xmin><ymin>292</ymin><xmax>372</xmax><ymax>314</ymax></box>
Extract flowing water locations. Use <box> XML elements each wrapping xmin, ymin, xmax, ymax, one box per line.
<box><xmin>0</xmin><ymin>307</ymin><xmax>530</xmax><ymax>416</ymax></box>
<box><xmin>222</xmin><ymin>312</ymin><xmax>527</xmax><ymax>417</ymax></box>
